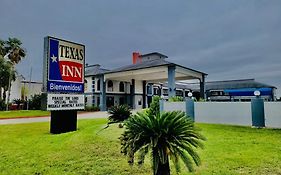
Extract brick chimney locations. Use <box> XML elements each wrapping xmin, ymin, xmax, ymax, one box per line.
<box><xmin>132</xmin><ymin>52</ymin><xmax>141</xmax><ymax>64</ymax></box>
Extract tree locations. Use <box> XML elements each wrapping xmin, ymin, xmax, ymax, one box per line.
<box><xmin>0</xmin><ymin>58</ymin><xmax>16</xmax><ymax>101</ymax></box>
<box><xmin>0</xmin><ymin>39</ymin><xmax>5</xmax><ymax>56</ymax></box>
<box><xmin>147</xmin><ymin>95</ymin><xmax>161</xmax><ymax>116</ymax></box>
<box><xmin>5</xmin><ymin>38</ymin><xmax>26</xmax><ymax>64</ymax></box>
<box><xmin>28</xmin><ymin>94</ymin><xmax>43</xmax><ymax>110</ymax></box>
<box><xmin>108</xmin><ymin>105</ymin><xmax>132</xmax><ymax>128</ymax></box>
<box><xmin>0</xmin><ymin>37</ymin><xmax>26</xmax><ymax>104</ymax></box>
<box><xmin>120</xmin><ymin>111</ymin><xmax>205</xmax><ymax>175</ymax></box>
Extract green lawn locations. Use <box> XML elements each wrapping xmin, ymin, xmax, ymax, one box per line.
<box><xmin>0</xmin><ymin>119</ymin><xmax>281</xmax><ymax>175</ymax></box>
<box><xmin>0</xmin><ymin>110</ymin><xmax>50</xmax><ymax>119</ymax></box>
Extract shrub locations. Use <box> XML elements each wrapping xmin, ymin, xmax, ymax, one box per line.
<box><xmin>13</xmin><ymin>98</ymin><xmax>25</xmax><ymax>110</ymax></box>
<box><xmin>194</xmin><ymin>98</ymin><xmax>206</xmax><ymax>102</ymax></box>
<box><xmin>28</xmin><ymin>94</ymin><xmax>43</xmax><ymax>110</ymax></box>
<box><xmin>168</xmin><ymin>96</ymin><xmax>184</xmax><ymax>102</ymax></box>
<box><xmin>108</xmin><ymin>105</ymin><xmax>132</xmax><ymax>124</ymax></box>
<box><xmin>0</xmin><ymin>100</ymin><xmax>6</xmax><ymax>111</ymax></box>
<box><xmin>85</xmin><ymin>105</ymin><xmax>100</xmax><ymax>112</ymax></box>
<box><xmin>120</xmin><ymin>111</ymin><xmax>205</xmax><ymax>175</ymax></box>
<box><xmin>148</xmin><ymin>95</ymin><xmax>161</xmax><ymax>116</ymax></box>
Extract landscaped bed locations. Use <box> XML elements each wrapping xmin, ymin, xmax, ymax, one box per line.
<box><xmin>0</xmin><ymin>119</ymin><xmax>281</xmax><ymax>175</ymax></box>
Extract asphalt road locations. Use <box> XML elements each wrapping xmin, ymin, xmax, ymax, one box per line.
<box><xmin>0</xmin><ymin>111</ymin><xmax>109</xmax><ymax>125</ymax></box>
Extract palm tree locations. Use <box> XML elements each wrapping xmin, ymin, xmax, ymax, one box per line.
<box><xmin>108</xmin><ymin>105</ymin><xmax>132</xmax><ymax>128</ymax></box>
<box><xmin>0</xmin><ymin>39</ymin><xmax>5</xmax><ymax>56</ymax></box>
<box><xmin>0</xmin><ymin>58</ymin><xmax>16</xmax><ymax>101</ymax></box>
<box><xmin>1</xmin><ymin>37</ymin><xmax>26</xmax><ymax>109</ymax></box>
<box><xmin>5</xmin><ymin>37</ymin><xmax>26</xmax><ymax>64</ymax></box>
<box><xmin>120</xmin><ymin>111</ymin><xmax>205</xmax><ymax>175</ymax></box>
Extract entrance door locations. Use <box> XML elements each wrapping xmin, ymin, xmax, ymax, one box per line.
<box><xmin>147</xmin><ymin>96</ymin><xmax>152</xmax><ymax>107</ymax></box>
<box><xmin>106</xmin><ymin>97</ymin><xmax>114</xmax><ymax>108</ymax></box>
<box><xmin>119</xmin><ymin>97</ymin><xmax>125</xmax><ymax>105</ymax></box>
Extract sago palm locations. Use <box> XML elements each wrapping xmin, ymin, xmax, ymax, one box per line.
<box><xmin>120</xmin><ymin>111</ymin><xmax>205</xmax><ymax>175</ymax></box>
<box><xmin>107</xmin><ymin>105</ymin><xmax>132</xmax><ymax>128</ymax></box>
<box><xmin>108</xmin><ymin>105</ymin><xmax>132</xmax><ymax>123</ymax></box>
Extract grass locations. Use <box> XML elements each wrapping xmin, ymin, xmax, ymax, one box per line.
<box><xmin>0</xmin><ymin>119</ymin><xmax>281</xmax><ymax>175</ymax></box>
<box><xmin>0</xmin><ymin>110</ymin><xmax>50</xmax><ymax>119</ymax></box>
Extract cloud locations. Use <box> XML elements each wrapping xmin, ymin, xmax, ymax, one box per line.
<box><xmin>1</xmin><ymin>0</ymin><xmax>281</xmax><ymax>97</ymax></box>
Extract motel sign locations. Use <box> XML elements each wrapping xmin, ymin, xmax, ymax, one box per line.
<box><xmin>43</xmin><ymin>36</ymin><xmax>85</xmax><ymax>111</ymax></box>
<box><xmin>44</xmin><ymin>36</ymin><xmax>85</xmax><ymax>93</ymax></box>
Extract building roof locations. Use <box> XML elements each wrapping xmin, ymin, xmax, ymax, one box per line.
<box><xmin>140</xmin><ymin>52</ymin><xmax>168</xmax><ymax>58</ymax></box>
<box><xmin>179</xmin><ymin>79</ymin><xmax>276</xmax><ymax>91</ymax></box>
<box><xmin>104</xmin><ymin>58</ymin><xmax>207</xmax><ymax>75</ymax></box>
<box><xmin>85</xmin><ymin>64</ymin><xmax>110</xmax><ymax>76</ymax></box>
<box><xmin>205</xmin><ymin>79</ymin><xmax>276</xmax><ymax>90</ymax></box>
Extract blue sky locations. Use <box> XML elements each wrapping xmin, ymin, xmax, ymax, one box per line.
<box><xmin>1</xmin><ymin>0</ymin><xmax>281</xmax><ymax>97</ymax></box>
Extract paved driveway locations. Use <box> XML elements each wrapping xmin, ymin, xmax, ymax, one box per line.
<box><xmin>0</xmin><ymin>111</ymin><xmax>109</xmax><ymax>125</ymax></box>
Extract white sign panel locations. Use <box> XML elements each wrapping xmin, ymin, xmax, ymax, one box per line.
<box><xmin>47</xmin><ymin>94</ymin><xmax>85</xmax><ymax>111</ymax></box>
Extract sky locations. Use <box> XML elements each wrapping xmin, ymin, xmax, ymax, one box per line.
<box><xmin>0</xmin><ymin>0</ymin><xmax>281</xmax><ymax>97</ymax></box>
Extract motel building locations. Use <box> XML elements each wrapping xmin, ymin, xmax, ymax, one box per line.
<box><xmin>84</xmin><ymin>52</ymin><xmax>207</xmax><ymax>111</ymax></box>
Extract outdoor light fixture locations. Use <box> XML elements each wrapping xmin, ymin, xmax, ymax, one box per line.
<box><xmin>254</xmin><ymin>90</ymin><xmax>261</xmax><ymax>97</ymax></box>
<box><xmin>188</xmin><ymin>92</ymin><xmax>193</xmax><ymax>97</ymax></box>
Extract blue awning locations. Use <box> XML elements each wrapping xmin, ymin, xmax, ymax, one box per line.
<box><xmin>224</xmin><ymin>88</ymin><xmax>272</xmax><ymax>96</ymax></box>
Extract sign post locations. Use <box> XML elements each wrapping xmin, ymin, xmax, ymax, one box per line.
<box><xmin>43</xmin><ymin>36</ymin><xmax>85</xmax><ymax>134</ymax></box>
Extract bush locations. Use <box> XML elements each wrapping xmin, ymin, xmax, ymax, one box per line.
<box><xmin>0</xmin><ymin>100</ymin><xmax>6</xmax><ymax>111</ymax></box>
<box><xmin>168</xmin><ymin>96</ymin><xmax>184</xmax><ymax>102</ymax></box>
<box><xmin>194</xmin><ymin>98</ymin><xmax>206</xmax><ymax>102</ymax></box>
<box><xmin>13</xmin><ymin>98</ymin><xmax>25</xmax><ymax>110</ymax></box>
<box><xmin>85</xmin><ymin>105</ymin><xmax>100</xmax><ymax>111</ymax></box>
<box><xmin>108</xmin><ymin>105</ymin><xmax>132</xmax><ymax>124</ymax></box>
<box><xmin>28</xmin><ymin>94</ymin><xmax>43</xmax><ymax>110</ymax></box>
<box><xmin>148</xmin><ymin>95</ymin><xmax>161</xmax><ymax>116</ymax></box>
<box><xmin>120</xmin><ymin>111</ymin><xmax>205</xmax><ymax>175</ymax></box>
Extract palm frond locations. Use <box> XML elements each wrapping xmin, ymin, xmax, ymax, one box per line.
<box><xmin>120</xmin><ymin>110</ymin><xmax>205</xmax><ymax>174</ymax></box>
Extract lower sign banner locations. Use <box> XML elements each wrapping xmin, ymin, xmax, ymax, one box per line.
<box><xmin>47</xmin><ymin>94</ymin><xmax>85</xmax><ymax>111</ymax></box>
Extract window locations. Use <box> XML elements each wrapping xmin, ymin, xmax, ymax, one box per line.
<box><xmin>97</xmin><ymin>97</ymin><xmax>100</xmax><ymax>106</ymax></box>
<box><xmin>108</xmin><ymin>80</ymin><xmax>113</xmax><ymax>92</ymax></box>
<box><xmin>119</xmin><ymin>97</ymin><xmax>125</xmax><ymax>105</ymax></box>
<box><xmin>92</xmin><ymin>96</ymin><xmax>95</xmax><ymax>105</ymax></box>
<box><xmin>163</xmin><ymin>89</ymin><xmax>168</xmax><ymax>96</ymax></box>
<box><xmin>176</xmin><ymin>90</ymin><xmax>183</xmax><ymax>96</ymax></box>
<box><xmin>119</xmin><ymin>82</ymin><xmax>125</xmax><ymax>92</ymax></box>
<box><xmin>97</xmin><ymin>79</ymin><xmax>100</xmax><ymax>91</ymax></box>
<box><xmin>147</xmin><ymin>85</ymin><xmax>152</xmax><ymax>95</ymax></box>
<box><xmin>210</xmin><ymin>91</ymin><xmax>220</xmax><ymax>96</ymax></box>
<box><xmin>92</xmin><ymin>77</ymin><xmax>95</xmax><ymax>92</ymax></box>
<box><xmin>153</xmin><ymin>88</ymin><xmax>158</xmax><ymax>95</ymax></box>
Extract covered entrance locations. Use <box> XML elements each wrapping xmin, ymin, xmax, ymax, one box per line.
<box><xmin>97</xmin><ymin>53</ymin><xmax>207</xmax><ymax>111</ymax></box>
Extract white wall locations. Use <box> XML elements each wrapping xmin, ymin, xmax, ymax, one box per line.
<box><xmin>162</xmin><ymin>101</ymin><xmax>252</xmax><ymax>126</ymax></box>
<box><xmin>85</xmin><ymin>94</ymin><xmax>93</xmax><ymax>107</ymax></box>
<box><xmin>163</xmin><ymin>101</ymin><xmax>185</xmax><ymax>112</ymax></box>
<box><xmin>264</xmin><ymin>102</ymin><xmax>281</xmax><ymax>128</ymax></box>
<box><xmin>135</xmin><ymin>80</ymin><xmax>143</xmax><ymax>94</ymax></box>
<box><xmin>24</xmin><ymin>82</ymin><xmax>42</xmax><ymax>99</ymax></box>
<box><xmin>85</xmin><ymin>77</ymin><xmax>92</xmax><ymax>93</ymax></box>
<box><xmin>195</xmin><ymin>102</ymin><xmax>252</xmax><ymax>126</ymax></box>
<box><xmin>9</xmin><ymin>76</ymin><xmax>22</xmax><ymax>102</ymax></box>
<box><xmin>134</xmin><ymin>95</ymin><xmax>143</xmax><ymax>109</ymax></box>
